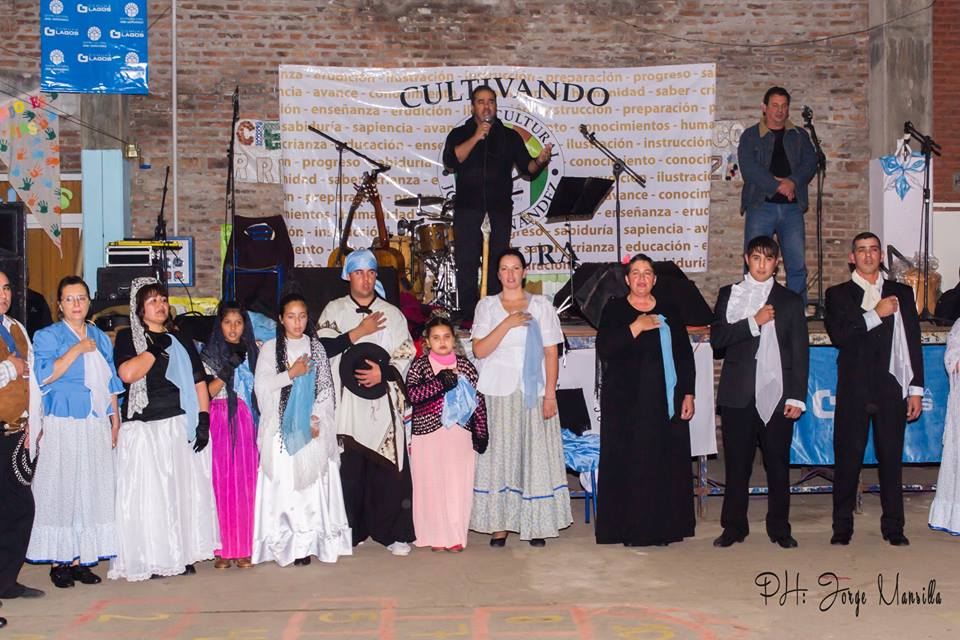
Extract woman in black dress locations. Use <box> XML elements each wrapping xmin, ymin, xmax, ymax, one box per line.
<box><xmin>595</xmin><ymin>254</ymin><xmax>697</xmax><ymax>546</ymax></box>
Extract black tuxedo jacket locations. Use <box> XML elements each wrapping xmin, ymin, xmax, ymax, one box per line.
<box><xmin>712</xmin><ymin>281</ymin><xmax>809</xmax><ymax>409</ymax></box>
<box><xmin>824</xmin><ymin>278</ymin><xmax>923</xmax><ymax>400</ymax></box>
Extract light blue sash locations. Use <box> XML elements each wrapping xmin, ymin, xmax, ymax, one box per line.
<box><xmin>165</xmin><ymin>337</ymin><xmax>200</xmax><ymax>441</ymax></box>
<box><xmin>522</xmin><ymin>317</ymin><xmax>545</xmax><ymax>410</ymax></box>
<box><xmin>657</xmin><ymin>314</ymin><xmax>677</xmax><ymax>418</ymax></box>
<box><xmin>441</xmin><ymin>376</ymin><xmax>478</xmax><ymax>428</ymax></box>
<box><xmin>233</xmin><ymin>359</ymin><xmax>258</xmax><ymax>426</ymax></box>
<box><xmin>281</xmin><ymin>364</ymin><xmax>315</xmax><ymax>456</ymax></box>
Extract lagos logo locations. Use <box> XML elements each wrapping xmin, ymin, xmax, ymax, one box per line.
<box><xmin>437</xmin><ymin>107</ymin><xmax>564</xmax><ymax>229</ymax></box>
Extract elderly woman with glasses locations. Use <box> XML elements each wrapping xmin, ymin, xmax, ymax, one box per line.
<box><xmin>26</xmin><ymin>276</ymin><xmax>124</xmax><ymax>588</ymax></box>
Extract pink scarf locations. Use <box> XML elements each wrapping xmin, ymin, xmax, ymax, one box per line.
<box><xmin>428</xmin><ymin>350</ymin><xmax>457</xmax><ymax>375</ymax></box>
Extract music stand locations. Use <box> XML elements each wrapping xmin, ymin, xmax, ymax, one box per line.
<box><xmin>545</xmin><ymin>177</ymin><xmax>614</xmax><ymax>311</ymax></box>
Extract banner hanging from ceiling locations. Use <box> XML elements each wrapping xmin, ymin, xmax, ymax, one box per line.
<box><xmin>40</xmin><ymin>0</ymin><xmax>149</xmax><ymax>94</ymax></box>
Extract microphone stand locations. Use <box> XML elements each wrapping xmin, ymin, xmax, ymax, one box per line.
<box><xmin>579</xmin><ymin>125</ymin><xmax>646</xmax><ymax>258</ymax></box>
<box><xmin>155</xmin><ymin>166</ymin><xmax>171</xmax><ymax>287</ymax></box>
<box><xmin>802</xmin><ymin>108</ymin><xmax>827</xmax><ymax>320</ymax></box>
<box><xmin>904</xmin><ymin>121</ymin><xmax>942</xmax><ymax>321</ymax></box>
<box><xmin>225</xmin><ymin>85</ymin><xmax>240</xmax><ymax>300</ymax></box>
<box><xmin>307</xmin><ymin>125</ymin><xmax>390</xmax><ymax>242</ymax></box>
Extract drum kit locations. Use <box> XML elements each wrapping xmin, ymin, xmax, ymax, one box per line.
<box><xmin>392</xmin><ymin>194</ymin><xmax>459</xmax><ymax>310</ymax></box>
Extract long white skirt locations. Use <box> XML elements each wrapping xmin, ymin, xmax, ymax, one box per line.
<box><xmin>108</xmin><ymin>415</ymin><xmax>220</xmax><ymax>582</ymax></box>
<box><xmin>26</xmin><ymin>415</ymin><xmax>117</xmax><ymax>565</ymax></box>
<box><xmin>251</xmin><ymin>432</ymin><xmax>352</xmax><ymax>566</ymax></box>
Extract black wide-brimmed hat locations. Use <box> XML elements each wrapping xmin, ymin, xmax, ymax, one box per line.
<box><xmin>339</xmin><ymin>342</ymin><xmax>392</xmax><ymax>400</ymax></box>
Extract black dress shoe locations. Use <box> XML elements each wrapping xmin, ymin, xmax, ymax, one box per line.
<box><xmin>0</xmin><ymin>582</ymin><xmax>45</xmax><ymax>598</ymax></box>
<box><xmin>489</xmin><ymin>536</ymin><xmax>507</xmax><ymax>548</ymax></box>
<box><xmin>183</xmin><ymin>564</ymin><xmax>197</xmax><ymax>575</ymax></box>
<box><xmin>529</xmin><ymin>538</ymin><xmax>546</xmax><ymax>548</ymax></box>
<box><xmin>771</xmin><ymin>535</ymin><xmax>798</xmax><ymax>549</ymax></box>
<box><xmin>713</xmin><ymin>531</ymin><xmax>746</xmax><ymax>548</ymax></box>
<box><xmin>72</xmin><ymin>566</ymin><xmax>102</xmax><ymax>585</ymax></box>
<box><xmin>0</xmin><ymin>615</ymin><xmax>7</xmax><ymax>628</ymax></box>
<box><xmin>882</xmin><ymin>532</ymin><xmax>910</xmax><ymax>546</ymax></box>
<box><xmin>293</xmin><ymin>556</ymin><xmax>312</xmax><ymax>566</ymax></box>
<box><xmin>830</xmin><ymin>532</ymin><xmax>851</xmax><ymax>545</ymax></box>
<box><xmin>50</xmin><ymin>566</ymin><xmax>75</xmax><ymax>589</ymax></box>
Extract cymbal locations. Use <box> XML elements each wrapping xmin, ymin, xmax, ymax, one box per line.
<box><xmin>395</xmin><ymin>195</ymin><xmax>446</xmax><ymax>207</ymax></box>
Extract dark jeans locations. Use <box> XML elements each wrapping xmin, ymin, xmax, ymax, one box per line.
<box><xmin>719</xmin><ymin>405</ymin><xmax>794</xmax><ymax>540</ymax></box>
<box><xmin>453</xmin><ymin>208</ymin><xmax>512</xmax><ymax>319</ymax></box>
<box><xmin>744</xmin><ymin>201</ymin><xmax>807</xmax><ymax>305</ymax></box>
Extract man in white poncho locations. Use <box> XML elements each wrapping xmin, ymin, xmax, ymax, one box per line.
<box><xmin>317</xmin><ymin>250</ymin><xmax>416</xmax><ymax>556</ymax></box>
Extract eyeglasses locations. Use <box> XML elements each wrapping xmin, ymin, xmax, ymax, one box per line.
<box><xmin>62</xmin><ymin>295</ymin><xmax>90</xmax><ymax>304</ymax></box>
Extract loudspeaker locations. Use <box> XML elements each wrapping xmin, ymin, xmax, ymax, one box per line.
<box><xmin>287</xmin><ymin>266</ymin><xmax>400</xmax><ymax>324</ymax></box>
<box><xmin>96</xmin><ymin>266</ymin><xmax>156</xmax><ymax>303</ymax></box>
<box><xmin>0</xmin><ymin>203</ymin><xmax>27</xmax><ymax>324</ymax></box>
<box><xmin>553</xmin><ymin>260</ymin><xmax>713</xmax><ymax>328</ymax></box>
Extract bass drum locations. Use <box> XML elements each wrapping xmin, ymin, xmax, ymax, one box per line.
<box><xmin>415</xmin><ymin>222</ymin><xmax>450</xmax><ymax>255</ymax></box>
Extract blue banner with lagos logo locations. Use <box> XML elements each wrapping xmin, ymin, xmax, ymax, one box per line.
<box><xmin>40</xmin><ymin>0</ymin><xmax>148</xmax><ymax>94</ymax></box>
<box><xmin>792</xmin><ymin>345</ymin><xmax>948</xmax><ymax>465</ymax></box>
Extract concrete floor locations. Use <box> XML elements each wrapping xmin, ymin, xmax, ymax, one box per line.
<box><xmin>4</xmin><ymin>465</ymin><xmax>959</xmax><ymax>640</ymax></box>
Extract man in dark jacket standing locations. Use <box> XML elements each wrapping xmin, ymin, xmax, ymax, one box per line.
<box><xmin>825</xmin><ymin>232</ymin><xmax>924</xmax><ymax>546</ymax></box>
<box><xmin>442</xmin><ymin>86</ymin><xmax>552</xmax><ymax>320</ymax></box>
<box><xmin>737</xmin><ymin>86</ymin><xmax>817</xmax><ymax>305</ymax></box>
<box><xmin>711</xmin><ymin>236</ymin><xmax>809</xmax><ymax>549</ymax></box>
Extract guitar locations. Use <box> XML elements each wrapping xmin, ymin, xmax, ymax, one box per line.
<box><xmin>327</xmin><ymin>173</ymin><xmax>376</xmax><ymax>268</ymax></box>
<box><xmin>367</xmin><ymin>181</ymin><xmax>409</xmax><ymax>289</ymax></box>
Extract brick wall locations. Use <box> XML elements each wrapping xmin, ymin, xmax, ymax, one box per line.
<box><xmin>3</xmin><ymin>0</ymin><xmax>879</xmax><ymax>304</ymax></box>
<box><xmin>933</xmin><ymin>0</ymin><xmax>959</xmax><ymax>200</ymax></box>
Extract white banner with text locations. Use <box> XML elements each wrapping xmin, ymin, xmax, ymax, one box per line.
<box><xmin>278</xmin><ymin>64</ymin><xmax>716</xmax><ymax>271</ymax></box>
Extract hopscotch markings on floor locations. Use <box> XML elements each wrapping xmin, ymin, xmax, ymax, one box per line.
<box><xmin>24</xmin><ymin>599</ymin><xmax>750</xmax><ymax>639</ymax></box>
<box><xmin>473</xmin><ymin>605</ymin><xmax>583</xmax><ymax>638</ymax></box>
<box><xmin>65</xmin><ymin>597</ymin><xmax>200</xmax><ymax>639</ymax></box>
<box><xmin>283</xmin><ymin>597</ymin><xmax>396</xmax><ymax>639</ymax></box>
<box><xmin>191</xmin><ymin>630</ymin><xmax>271</xmax><ymax>640</ymax></box>
<box><xmin>586</xmin><ymin>605</ymin><xmax>750</xmax><ymax>640</ymax></box>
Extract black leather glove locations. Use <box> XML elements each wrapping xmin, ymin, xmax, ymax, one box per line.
<box><xmin>193</xmin><ymin>411</ymin><xmax>210</xmax><ymax>453</ymax></box>
<box><xmin>146</xmin><ymin>332</ymin><xmax>172</xmax><ymax>358</ymax></box>
<box><xmin>437</xmin><ymin>368</ymin><xmax>459</xmax><ymax>392</ymax></box>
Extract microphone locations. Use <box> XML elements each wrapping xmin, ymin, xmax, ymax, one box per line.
<box><xmin>481</xmin><ymin>114</ymin><xmax>493</xmax><ymax>139</ymax></box>
<box><xmin>801</xmin><ymin>105</ymin><xmax>813</xmax><ymax>121</ymax></box>
<box><xmin>904</xmin><ymin>121</ymin><xmax>914</xmax><ymax>135</ymax></box>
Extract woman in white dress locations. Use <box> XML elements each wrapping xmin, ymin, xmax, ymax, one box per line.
<box><xmin>929</xmin><ymin>320</ymin><xmax>960</xmax><ymax>535</ymax></box>
<box><xmin>109</xmin><ymin>278</ymin><xmax>219</xmax><ymax>581</ymax></box>
<box><xmin>27</xmin><ymin>276</ymin><xmax>123</xmax><ymax>587</ymax></box>
<box><xmin>252</xmin><ymin>293</ymin><xmax>351</xmax><ymax>566</ymax></box>
<box><xmin>470</xmin><ymin>248</ymin><xmax>573</xmax><ymax>547</ymax></box>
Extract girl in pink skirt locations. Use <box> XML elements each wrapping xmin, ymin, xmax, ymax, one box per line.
<box><xmin>201</xmin><ymin>302</ymin><xmax>260</xmax><ymax>569</ymax></box>
<box><xmin>406</xmin><ymin>314</ymin><xmax>487</xmax><ymax>551</ymax></box>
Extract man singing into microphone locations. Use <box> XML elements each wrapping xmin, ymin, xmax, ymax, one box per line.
<box><xmin>442</xmin><ymin>85</ymin><xmax>553</xmax><ymax>321</ymax></box>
